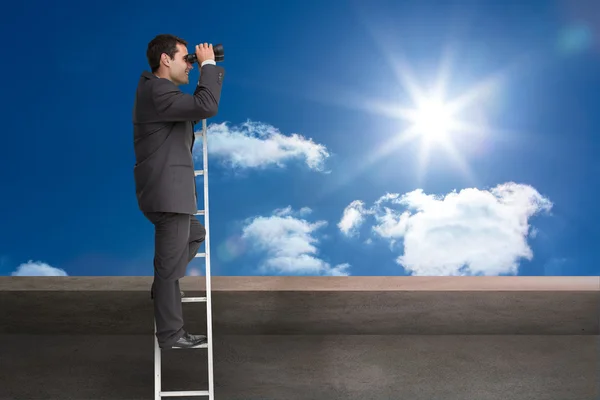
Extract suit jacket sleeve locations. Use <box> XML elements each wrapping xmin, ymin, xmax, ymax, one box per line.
<box><xmin>151</xmin><ymin>64</ymin><xmax>225</xmax><ymax>122</ymax></box>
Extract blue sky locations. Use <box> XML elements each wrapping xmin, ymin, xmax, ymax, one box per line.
<box><xmin>1</xmin><ymin>0</ymin><xmax>599</xmax><ymax>277</ymax></box>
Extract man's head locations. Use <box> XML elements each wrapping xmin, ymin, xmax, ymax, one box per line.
<box><xmin>146</xmin><ymin>34</ymin><xmax>194</xmax><ymax>85</ymax></box>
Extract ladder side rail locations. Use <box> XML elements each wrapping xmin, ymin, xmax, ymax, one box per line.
<box><xmin>202</xmin><ymin>118</ymin><xmax>215</xmax><ymax>400</ymax></box>
<box><xmin>155</xmin><ymin>320</ymin><xmax>161</xmax><ymax>400</ymax></box>
<box><xmin>154</xmin><ymin>120</ymin><xmax>214</xmax><ymax>399</ymax></box>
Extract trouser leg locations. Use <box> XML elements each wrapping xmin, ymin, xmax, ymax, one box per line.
<box><xmin>188</xmin><ymin>214</ymin><xmax>206</xmax><ymax>262</ymax></box>
<box><xmin>144</xmin><ymin>211</ymin><xmax>200</xmax><ymax>347</ymax></box>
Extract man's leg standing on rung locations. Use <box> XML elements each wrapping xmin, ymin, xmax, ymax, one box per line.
<box><xmin>144</xmin><ymin>211</ymin><xmax>204</xmax><ymax>348</ymax></box>
<box><xmin>173</xmin><ymin>215</ymin><xmax>206</xmax><ymax>299</ymax></box>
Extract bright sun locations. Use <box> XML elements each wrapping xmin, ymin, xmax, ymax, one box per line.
<box><xmin>310</xmin><ymin>40</ymin><xmax>506</xmax><ymax>199</ymax></box>
<box><xmin>346</xmin><ymin>50</ymin><xmax>504</xmax><ymax>186</ymax></box>
<box><xmin>410</xmin><ymin>97</ymin><xmax>456</xmax><ymax>143</ymax></box>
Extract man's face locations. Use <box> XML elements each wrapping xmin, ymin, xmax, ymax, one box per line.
<box><xmin>167</xmin><ymin>43</ymin><xmax>194</xmax><ymax>85</ymax></box>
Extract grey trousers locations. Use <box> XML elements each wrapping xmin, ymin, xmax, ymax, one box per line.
<box><xmin>143</xmin><ymin>211</ymin><xmax>206</xmax><ymax>347</ymax></box>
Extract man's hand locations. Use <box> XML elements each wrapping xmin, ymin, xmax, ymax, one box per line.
<box><xmin>195</xmin><ymin>43</ymin><xmax>215</xmax><ymax>65</ymax></box>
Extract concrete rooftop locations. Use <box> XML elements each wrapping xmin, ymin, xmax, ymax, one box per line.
<box><xmin>1</xmin><ymin>276</ymin><xmax>598</xmax><ymax>399</ymax></box>
<box><xmin>1</xmin><ymin>276</ymin><xmax>598</xmax><ymax>335</ymax></box>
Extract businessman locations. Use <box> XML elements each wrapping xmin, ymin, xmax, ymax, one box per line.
<box><xmin>132</xmin><ymin>34</ymin><xmax>225</xmax><ymax>349</ymax></box>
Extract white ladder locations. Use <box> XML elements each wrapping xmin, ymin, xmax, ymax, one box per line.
<box><xmin>154</xmin><ymin>118</ymin><xmax>215</xmax><ymax>399</ymax></box>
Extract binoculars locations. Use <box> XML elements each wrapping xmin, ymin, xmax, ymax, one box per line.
<box><xmin>185</xmin><ymin>43</ymin><xmax>224</xmax><ymax>63</ymax></box>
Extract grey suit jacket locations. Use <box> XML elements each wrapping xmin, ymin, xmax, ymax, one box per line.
<box><xmin>132</xmin><ymin>64</ymin><xmax>225</xmax><ymax>214</ymax></box>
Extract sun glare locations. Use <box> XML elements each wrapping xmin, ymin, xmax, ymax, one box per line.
<box><xmin>411</xmin><ymin>97</ymin><xmax>455</xmax><ymax>143</ymax></box>
<box><xmin>337</xmin><ymin>48</ymin><xmax>506</xmax><ymax>188</ymax></box>
<box><xmin>311</xmin><ymin>29</ymin><xmax>509</xmax><ymax>199</ymax></box>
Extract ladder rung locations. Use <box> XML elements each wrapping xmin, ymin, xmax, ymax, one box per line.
<box><xmin>181</xmin><ymin>296</ymin><xmax>207</xmax><ymax>303</ymax></box>
<box><xmin>194</xmin><ymin>210</ymin><xmax>205</xmax><ymax>216</ymax></box>
<box><xmin>194</xmin><ymin>170</ymin><xmax>204</xmax><ymax>176</ymax></box>
<box><xmin>160</xmin><ymin>390</ymin><xmax>209</xmax><ymax>397</ymax></box>
<box><xmin>195</xmin><ymin>252</ymin><xmax>206</xmax><ymax>258</ymax></box>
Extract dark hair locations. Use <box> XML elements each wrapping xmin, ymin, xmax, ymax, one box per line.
<box><xmin>146</xmin><ymin>34</ymin><xmax>188</xmax><ymax>72</ymax></box>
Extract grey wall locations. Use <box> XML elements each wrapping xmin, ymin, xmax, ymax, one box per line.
<box><xmin>0</xmin><ymin>276</ymin><xmax>598</xmax><ymax>399</ymax></box>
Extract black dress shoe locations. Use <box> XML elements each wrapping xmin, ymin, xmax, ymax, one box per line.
<box><xmin>162</xmin><ymin>332</ymin><xmax>207</xmax><ymax>350</ymax></box>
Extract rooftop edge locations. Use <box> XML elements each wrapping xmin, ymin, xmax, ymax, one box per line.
<box><xmin>0</xmin><ymin>276</ymin><xmax>598</xmax><ymax>291</ymax></box>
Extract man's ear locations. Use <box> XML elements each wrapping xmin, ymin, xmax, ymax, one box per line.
<box><xmin>161</xmin><ymin>53</ymin><xmax>170</xmax><ymax>68</ymax></box>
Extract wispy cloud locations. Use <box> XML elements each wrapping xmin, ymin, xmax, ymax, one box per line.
<box><xmin>195</xmin><ymin>120</ymin><xmax>331</xmax><ymax>172</ymax></box>
<box><xmin>242</xmin><ymin>206</ymin><xmax>350</xmax><ymax>275</ymax></box>
<box><xmin>11</xmin><ymin>260</ymin><xmax>68</xmax><ymax>276</ymax></box>
<box><xmin>273</xmin><ymin>205</ymin><xmax>312</xmax><ymax>217</ymax></box>
<box><xmin>338</xmin><ymin>182</ymin><xmax>553</xmax><ymax>276</ymax></box>
<box><xmin>337</xmin><ymin>200</ymin><xmax>369</xmax><ymax>237</ymax></box>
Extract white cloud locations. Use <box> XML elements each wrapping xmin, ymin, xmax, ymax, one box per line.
<box><xmin>195</xmin><ymin>120</ymin><xmax>330</xmax><ymax>172</ymax></box>
<box><xmin>337</xmin><ymin>200</ymin><xmax>370</xmax><ymax>237</ymax></box>
<box><xmin>11</xmin><ymin>260</ymin><xmax>68</xmax><ymax>276</ymax></box>
<box><xmin>338</xmin><ymin>182</ymin><xmax>553</xmax><ymax>276</ymax></box>
<box><xmin>273</xmin><ymin>205</ymin><xmax>312</xmax><ymax>217</ymax></box>
<box><xmin>242</xmin><ymin>207</ymin><xmax>350</xmax><ymax>275</ymax></box>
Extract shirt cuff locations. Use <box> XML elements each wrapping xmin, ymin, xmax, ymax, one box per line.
<box><xmin>201</xmin><ymin>60</ymin><xmax>216</xmax><ymax>67</ymax></box>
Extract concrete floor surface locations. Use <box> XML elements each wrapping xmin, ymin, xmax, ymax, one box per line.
<box><xmin>0</xmin><ymin>334</ymin><xmax>597</xmax><ymax>400</ymax></box>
